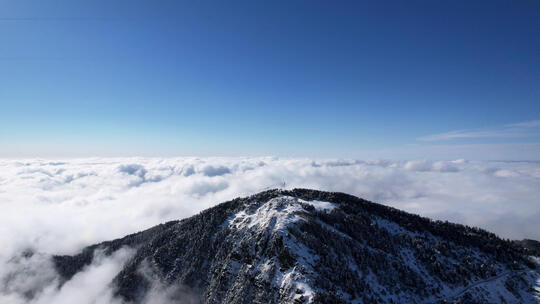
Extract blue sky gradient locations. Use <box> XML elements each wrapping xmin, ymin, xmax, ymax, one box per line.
<box><xmin>1</xmin><ymin>0</ymin><xmax>539</xmax><ymax>159</ymax></box>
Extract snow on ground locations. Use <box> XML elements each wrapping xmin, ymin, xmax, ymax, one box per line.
<box><xmin>227</xmin><ymin>196</ymin><xmax>326</xmax><ymax>303</ymax></box>
<box><xmin>535</xmin><ymin>277</ymin><xmax>540</xmax><ymax>300</ymax></box>
<box><xmin>228</xmin><ymin>196</ymin><xmax>306</xmax><ymax>232</ymax></box>
<box><xmin>298</xmin><ymin>199</ymin><xmax>337</xmax><ymax>211</ymax></box>
<box><xmin>532</xmin><ymin>257</ymin><xmax>540</xmax><ymax>301</ymax></box>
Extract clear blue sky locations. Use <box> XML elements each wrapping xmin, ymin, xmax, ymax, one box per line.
<box><xmin>1</xmin><ymin>1</ymin><xmax>539</xmax><ymax>159</ymax></box>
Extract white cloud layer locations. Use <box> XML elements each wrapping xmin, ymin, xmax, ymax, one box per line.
<box><xmin>1</xmin><ymin>157</ymin><xmax>539</xmax><ymax>303</ymax></box>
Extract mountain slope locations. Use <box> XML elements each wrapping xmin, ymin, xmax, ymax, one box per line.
<box><xmin>52</xmin><ymin>189</ymin><xmax>540</xmax><ymax>303</ymax></box>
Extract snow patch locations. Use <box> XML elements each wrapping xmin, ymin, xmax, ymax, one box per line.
<box><xmin>227</xmin><ymin>195</ymin><xmax>323</xmax><ymax>303</ymax></box>
<box><xmin>228</xmin><ymin>196</ymin><xmax>307</xmax><ymax>232</ymax></box>
<box><xmin>535</xmin><ymin>277</ymin><xmax>540</xmax><ymax>300</ymax></box>
<box><xmin>299</xmin><ymin>199</ymin><xmax>337</xmax><ymax>211</ymax></box>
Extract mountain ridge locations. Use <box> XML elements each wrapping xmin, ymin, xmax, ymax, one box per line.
<box><xmin>51</xmin><ymin>188</ymin><xmax>539</xmax><ymax>303</ymax></box>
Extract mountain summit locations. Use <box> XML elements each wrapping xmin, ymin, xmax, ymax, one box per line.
<box><xmin>53</xmin><ymin>189</ymin><xmax>539</xmax><ymax>303</ymax></box>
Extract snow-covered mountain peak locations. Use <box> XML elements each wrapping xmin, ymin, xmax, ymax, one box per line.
<box><xmin>228</xmin><ymin>195</ymin><xmax>336</xmax><ymax>233</ymax></box>
<box><xmin>46</xmin><ymin>189</ymin><xmax>540</xmax><ymax>303</ymax></box>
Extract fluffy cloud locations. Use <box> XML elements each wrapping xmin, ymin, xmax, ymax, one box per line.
<box><xmin>1</xmin><ymin>157</ymin><xmax>539</xmax><ymax>302</ymax></box>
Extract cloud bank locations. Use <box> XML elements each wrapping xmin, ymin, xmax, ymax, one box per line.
<box><xmin>1</xmin><ymin>157</ymin><xmax>539</xmax><ymax>302</ymax></box>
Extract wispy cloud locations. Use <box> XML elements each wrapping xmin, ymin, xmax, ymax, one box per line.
<box><xmin>418</xmin><ymin>130</ymin><xmax>524</xmax><ymax>141</ymax></box>
<box><xmin>505</xmin><ymin>120</ymin><xmax>540</xmax><ymax>128</ymax></box>
<box><xmin>418</xmin><ymin>120</ymin><xmax>540</xmax><ymax>141</ymax></box>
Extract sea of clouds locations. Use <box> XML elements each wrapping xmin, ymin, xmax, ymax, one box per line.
<box><xmin>1</xmin><ymin>157</ymin><xmax>539</xmax><ymax>303</ymax></box>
